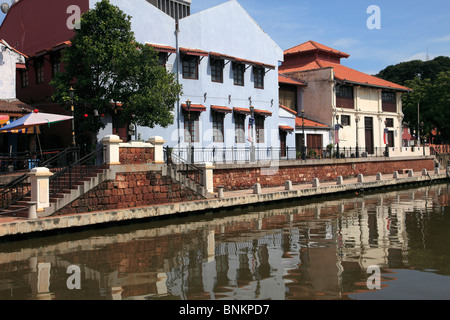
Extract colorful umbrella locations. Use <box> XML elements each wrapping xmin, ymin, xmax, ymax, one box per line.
<box><xmin>0</xmin><ymin>111</ymin><xmax>73</xmax><ymax>132</ymax></box>
<box><xmin>0</xmin><ymin>111</ymin><xmax>73</xmax><ymax>157</ymax></box>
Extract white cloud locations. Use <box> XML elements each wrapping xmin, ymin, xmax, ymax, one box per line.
<box><xmin>433</xmin><ymin>35</ymin><xmax>450</xmax><ymax>43</ymax></box>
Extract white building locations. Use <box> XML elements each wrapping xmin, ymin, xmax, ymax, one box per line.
<box><xmin>0</xmin><ymin>39</ymin><xmax>33</xmax><ymax>154</ymax></box>
<box><xmin>96</xmin><ymin>0</ymin><xmax>286</xmax><ymax>163</ymax></box>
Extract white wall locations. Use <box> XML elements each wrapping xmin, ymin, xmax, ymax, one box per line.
<box><xmin>0</xmin><ymin>41</ymin><xmax>24</xmax><ymax>100</ymax></box>
<box><xmin>95</xmin><ymin>0</ymin><xmax>285</xmax><ymax>161</ymax></box>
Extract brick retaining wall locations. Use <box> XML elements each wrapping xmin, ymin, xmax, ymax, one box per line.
<box><xmin>213</xmin><ymin>158</ymin><xmax>435</xmax><ymax>191</ymax></box>
<box><xmin>119</xmin><ymin>147</ymin><xmax>154</xmax><ymax>165</ymax></box>
<box><xmin>55</xmin><ymin>171</ymin><xmax>203</xmax><ymax>215</ymax></box>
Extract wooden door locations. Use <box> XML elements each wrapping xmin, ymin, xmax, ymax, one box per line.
<box><xmin>364</xmin><ymin>117</ymin><xmax>374</xmax><ymax>154</ymax></box>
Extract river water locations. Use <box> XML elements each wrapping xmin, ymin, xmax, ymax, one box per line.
<box><xmin>1</xmin><ymin>183</ymin><xmax>450</xmax><ymax>300</ymax></box>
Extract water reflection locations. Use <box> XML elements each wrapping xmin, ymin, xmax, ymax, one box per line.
<box><xmin>0</xmin><ymin>184</ymin><xmax>450</xmax><ymax>300</ymax></box>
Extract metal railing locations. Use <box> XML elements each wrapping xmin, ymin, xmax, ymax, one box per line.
<box><xmin>49</xmin><ymin>146</ymin><xmax>105</xmax><ymax>196</ymax></box>
<box><xmin>164</xmin><ymin>147</ymin><xmax>204</xmax><ymax>187</ymax></box>
<box><xmin>0</xmin><ymin>147</ymin><xmax>81</xmax><ymax>210</ymax></box>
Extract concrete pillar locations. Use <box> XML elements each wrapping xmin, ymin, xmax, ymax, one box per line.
<box><xmin>28</xmin><ymin>202</ymin><xmax>37</xmax><ymax>220</ymax></box>
<box><xmin>435</xmin><ymin>167</ymin><xmax>440</xmax><ymax>175</ymax></box>
<box><xmin>337</xmin><ymin>176</ymin><xmax>344</xmax><ymax>185</ymax></box>
<box><xmin>376</xmin><ymin>173</ymin><xmax>383</xmax><ymax>181</ymax></box>
<box><xmin>253</xmin><ymin>183</ymin><xmax>262</xmax><ymax>194</ymax></box>
<box><xmin>285</xmin><ymin>180</ymin><xmax>293</xmax><ymax>191</ymax></box>
<box><xmin>147</xmin><ymin>136</ymin><xmax>166</xmax><ymax>164</ymax></box>
<box><xmin>101</xmin><ymin>135</ymin><xmax>123</xmax><ymax>165</ymax></box>
<box><xmin>357</xmin><ymin>174</ymin><xmax>364</xmax><ymax>183</ymax></box>
<box><xmin>28</xmin><ymin>167</ymin><xmax>53</xmax><ymax>213</ymax></box>
<box><xmin>422</xmin><ymin>169</ymin><xmax>428</xmax><ymax>176</ymax></box>
<box><xmin>408</xmin><ymin>169</ymin><xmax>414</xmax><ymax>178</ymax></box>
<box><xmin>217</xmin><ymin>186</ymin><xmax>225</xmax><ymax>199</ymax></box>
<box><xmin>312</xmin><ymin>178</ymin><xmax>320</xmax><ymax>188</ymax></box>
<box><xmin>198</xmin><ymin>162</ymin><xmax>215</xmax><ymax>194</ymax></box>
<box><xmin>393</xmin><ymin>171</ymin><xmax>399</xmax><ymax>179</ymax></box>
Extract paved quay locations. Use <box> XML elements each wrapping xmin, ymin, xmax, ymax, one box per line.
<box><xmin>0</xmin><ymin>170</ymin><xmax>448</xmax><ymax>240</ymax></box>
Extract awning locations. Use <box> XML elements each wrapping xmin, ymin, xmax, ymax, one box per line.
<box><xmin>211</xmin><ymin>105</ymin><xmax>232</xmax><ymax>114</ymax></box>
<box><xmin>181</xmin><ymin>104</ymin><xmax>207</xmax><ymax>112</ymax></box>
<box><xmin>16</xmin><ymin>63</ymin><xmax>27</xmax><ymax>69</ymax></box>
<box><xmin>254</xmin><ymin>109</ymin><xmax>272</xmax><ymax>117</ymax></box>
<box><xmin>279</xmin><ymin>125</ymin><xmax>294</xmax><ymax>132</ymax></box>
<box><xmin>148</xmin><ymin>43</ymin><xmax>176</xmax><ymax>54</ymax></box>
<box><xmin>233</xmin><ymin>107</ymin><xmax>251</xmax><ymax>115</ymax></box>
<box><xmin>180</xmin><ymin>47</ymin><xmax>209</xmax><ymax>57</ymax></box>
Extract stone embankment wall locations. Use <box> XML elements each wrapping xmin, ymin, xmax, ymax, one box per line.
<box><xmin>213</xmin><ymin>158</ymin><xmax>435</xmax><ymax>191</ymax></box>
<box><xmin>55</xmin><ymin>171</ymin><xmax>203</xmax><ymax>215</ymax></box>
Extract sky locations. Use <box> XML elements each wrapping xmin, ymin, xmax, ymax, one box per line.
<box><xmin>1</xmin><ymin>0</ymin><xmax>450</xmax><ymax>75</ymax></box>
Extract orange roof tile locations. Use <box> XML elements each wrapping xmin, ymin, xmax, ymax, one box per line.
<box><xmin>181</xmin><ymin>103</ymin><xmax>207</xmax><ymax>112</ymax></box>
<box><xmin>0</xmin><ymin>39</ymin><xmax>28</xmax><ymax>58</ymax></box>
<box><xmin>254</xmin><ymin>109</ymin><xmax>272</xmax><ymax>117</ymax></box>
<box><xmin>284</xmin><ymin>40</ymin><xmax>350</xmax><ymax>58</ymax></box>
<box><xmin>281</xmin><ymin>59</ymin><xmax>411</xmax><ymax>91</ymax></box>
<box><xmin>279</xmin><ymin>125</ymin><xmax>294</xmax><ymax>132</ymax></box>
<box><xmin>295</xmin><ymin>116</ymin><xmax>329</xmax><ymax>129</ymax></box>
<box><xmin>211</xmin><ymin>105</ymin><xmax>232</xmax><ymax>114</ymax></box>
<box><xmin>279</xmin><ymin>73</ymin><xmax>306</xmax><ymax>86</ymax></box>
<box><xmin>279</xmin><ymin>104</ymin><xmax>298</xmax><ymax>115</ymax></box>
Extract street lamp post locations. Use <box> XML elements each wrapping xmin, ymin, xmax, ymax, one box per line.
<box><xmin>421</xmin><ymin>121</ymin><xmax>425</xmax><ymax>156</ymax></box>
<box><xmin>186</xmin><ymin>99</ymin><xmax>193</xmax><ymax>164</ymax></box>
<box><xmin>384</xmin><ymin>119</ymin><xmax>389</xmax><ymax>157</ymax></box>
<box><xmin>335</xmin><ymin>114</ymin><xmax>340</xmax><ymax>159</ymax></box>
<box><xmin>355</xmin><ymin>114</ymin><xmax>360</xmax><ymax>158</ymax></box>
<box><xmin>249</xmin><ymin>105</ymin><xmax>255</xmax><ymax>162</ymax></box>
<box><xmin>69</xmin><ymin>86</ymin><xmax>76</xmax><ymax>147</ymax></box>
<box><xmin>301</xmin><ymin>110</ymin><xmax>306</xmax><ymax>160</ymax></box>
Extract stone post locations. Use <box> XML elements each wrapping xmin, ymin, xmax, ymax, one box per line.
<box><xmin>337</xmin><ymin>176</ymin><xmax>344</xmax><ymax>185</ymax></box>
<box><xmin>312</xmin><ymin>178</ymin><xmax>320</xmax><ymax>188</ymax></box>
<box><xmin>253</xmin><ymin>183</ymin><xmax>262</xmax><ymax>194</ymax></box>
<box><xmin>28</xmin><ymin>167</ymin><xmax>53</xmax><ymax>213</ymax></box>
<box><xmin>101</xmin><ymin>135</ymin><xmax>123</xmax><ymax>165</ymax></box>
<box><xmin>198</xmin><ymin>162</ymin><xmax>215</xmax><ymax>194</ymax></box>
<box><xmin>147</xmin><ymin>136</ymin><xmax>166</xmax><ymax>164</ymax></box>
<box><xmin>357</xmin><ymin>174</ymin><xmax>364</xmax><ymax>183</ymax></box>
<box><xmin>376</xmin><ymin>173</ymin><xmax>383</xmax><ymax>181</ymax></box>
<box><xmin>408</xmin><ymin>169</ymin><xmax>414</xmax><ymax>178</ymax></box>
<box><xmin>393</xmin><ymin>171</ymin><xmax>399</xmax><ymax>179</ymax></box>
<box><xmin>285</xmin><ymin>180</ymin><xmax>293</xmax><ymax>191</ymax></box>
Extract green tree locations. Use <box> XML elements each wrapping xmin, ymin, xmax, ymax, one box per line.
<box><xmin>51</xmin><ymin>0</ymin><xmax>182</xmax><ymax>144</ymax></box>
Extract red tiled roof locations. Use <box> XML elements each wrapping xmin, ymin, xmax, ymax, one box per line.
<box><xmin>0</xmin><ymin>39</ymin><xmax>28</xmax><ymax>58</ymax></box>
<box><xmin>233</xmin><ymin>107</ymin><xmax>251</xmax><ymax>115</ymax></box>
<box><xmin>148</xmin><ymin>43</ymin><xmax>176</xmax><ymax>53</ymax></box>
<box><xmin>281</xmin><ymin>59</ymin><xmax>411</xmax><ymax>91</ymax></box>
<box><xmin>284</xmin><ymin>40</ymin><xmax>350</xmax><ymax>58</ymax></box>
<box><xmin>279</xmin><ymin>125</ymin><xmax>294</xmax><ymax>132</ymax></box>
<box><xmin>181</xmin><ymin>103</ymin><xmax>207</xmax><ymax>112</ymax></box>
<box><xmin>295</xmin><ymin>116</ymin><xmax>329</xmax><ymax>129</ymax></box>
<box><xmin>180</xmin><ymin>47</ymin><xmax>209</xmax><ymax>57</ymax></box>
<box><xmin>0</xmin><ymin>99</ymin><xmax>33</xmax><ymax>115</ymax></box>
<box><xmin>254</xmin><ymin>109</ymin><xmax>272</xmax><ymax>117</ymax></box>
<box><xmin>279</xmin><ymin>73</ymin><xmax>306</xmax><ymax>86</ymax></box>
<box><xmin>211</xmin><ymin>105</ymin><xmax>232</xmax><ymax>114</ymax></box>
<box><xmin>279</xmin><ymin>104</ymin><xmax>298</xmax><ymax>115</ymax></box>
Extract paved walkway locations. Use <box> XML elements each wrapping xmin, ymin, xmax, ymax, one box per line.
<box><xmin>0</xmin><ymin>170</ymin><xmax>446</xmax><ymax>239</ymax></box>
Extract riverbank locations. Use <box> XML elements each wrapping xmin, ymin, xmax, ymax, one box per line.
<box><xmin>0</xmin><ymin>169</ymin><xmax>448</xmax><ymax>241</ymax></box>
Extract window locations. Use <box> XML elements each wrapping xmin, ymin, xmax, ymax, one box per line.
<box><xmin>382</xmin><ymin>91</ymin><xmax>396</xmax><ymax>112</ymax></box>
<box><xmin>254</xmin><ymin>67</ymin><xmax>264</xmax><ymax>89</ymax></box>
<box><xmin>182</xmin><ymin>55</ymin><xmax>199</xmax><ymax>79</ymax></box>
<box><xmin>336</xmin><ymin>85</ymin><xmax>354</xmax><ymax>98</ymax></box>
<box><xmin>158</xmin><ymin>52</ymin><xmax>168</xmax><ymax>67</ymax></box>
<box><xmin>51</xmin><ymin>53</ymin><xmax>61</xmax><ymax>77</ymax></box>
<box><xmin>211</xmin><ymin>58</ymin><xmax>224</xmax><ymax>83</ymax></box>
<box><xmin>255</xmin><ymin>115</ymin><xmax>265</xmax><ymax>143</ymax></box>
<box><xmin>35</xmin><ymin>59</ymin><xmax>44</xmax><ymax>84</ymax></box>
<box><xmin>184</xmin><ymin>112</ymin><xmax>199</xmax><ymax>142</ymax></box>
<box><xmin>20</xmin><ymin>69</ymin><xmax>29</xmax><ymax>88</ymax></box>
<box><xmin>341</xmin><ymin>115</ymin><xmax>351</xmax><ymax>126</ymax></box>
<box><xmin>336</xmin><ymin>85</ymin><xmax>354</xmax><ymax>109</ymax></box>
<box><xmin>279</xmin><ymin>84</ymin><xmax>297</xmax><ymax>111</ymax></box>
<box><xmin>233</xmin><ymin>62</ymin><xmax>245</xmax><ymax>86</ymax></box>
<box><xmin>234</xmin><ymin>113</ymin><xmax>245</xmax><ymax>143</ymax></box>
<box><xmin>385</xmin><ymin>118</ymin><xmax>394</xmax><ymax>127</ymax></box>
<box><xmin>212</xmin><ymin>112</ymin><xmax>224</xmax><ymax>142</ymax></box>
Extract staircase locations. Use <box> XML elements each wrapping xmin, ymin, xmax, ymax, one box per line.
<box><xmin>0</xmin><ymin>147</ymin><xmax>106</xmax><ymax>218</ymax></box>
